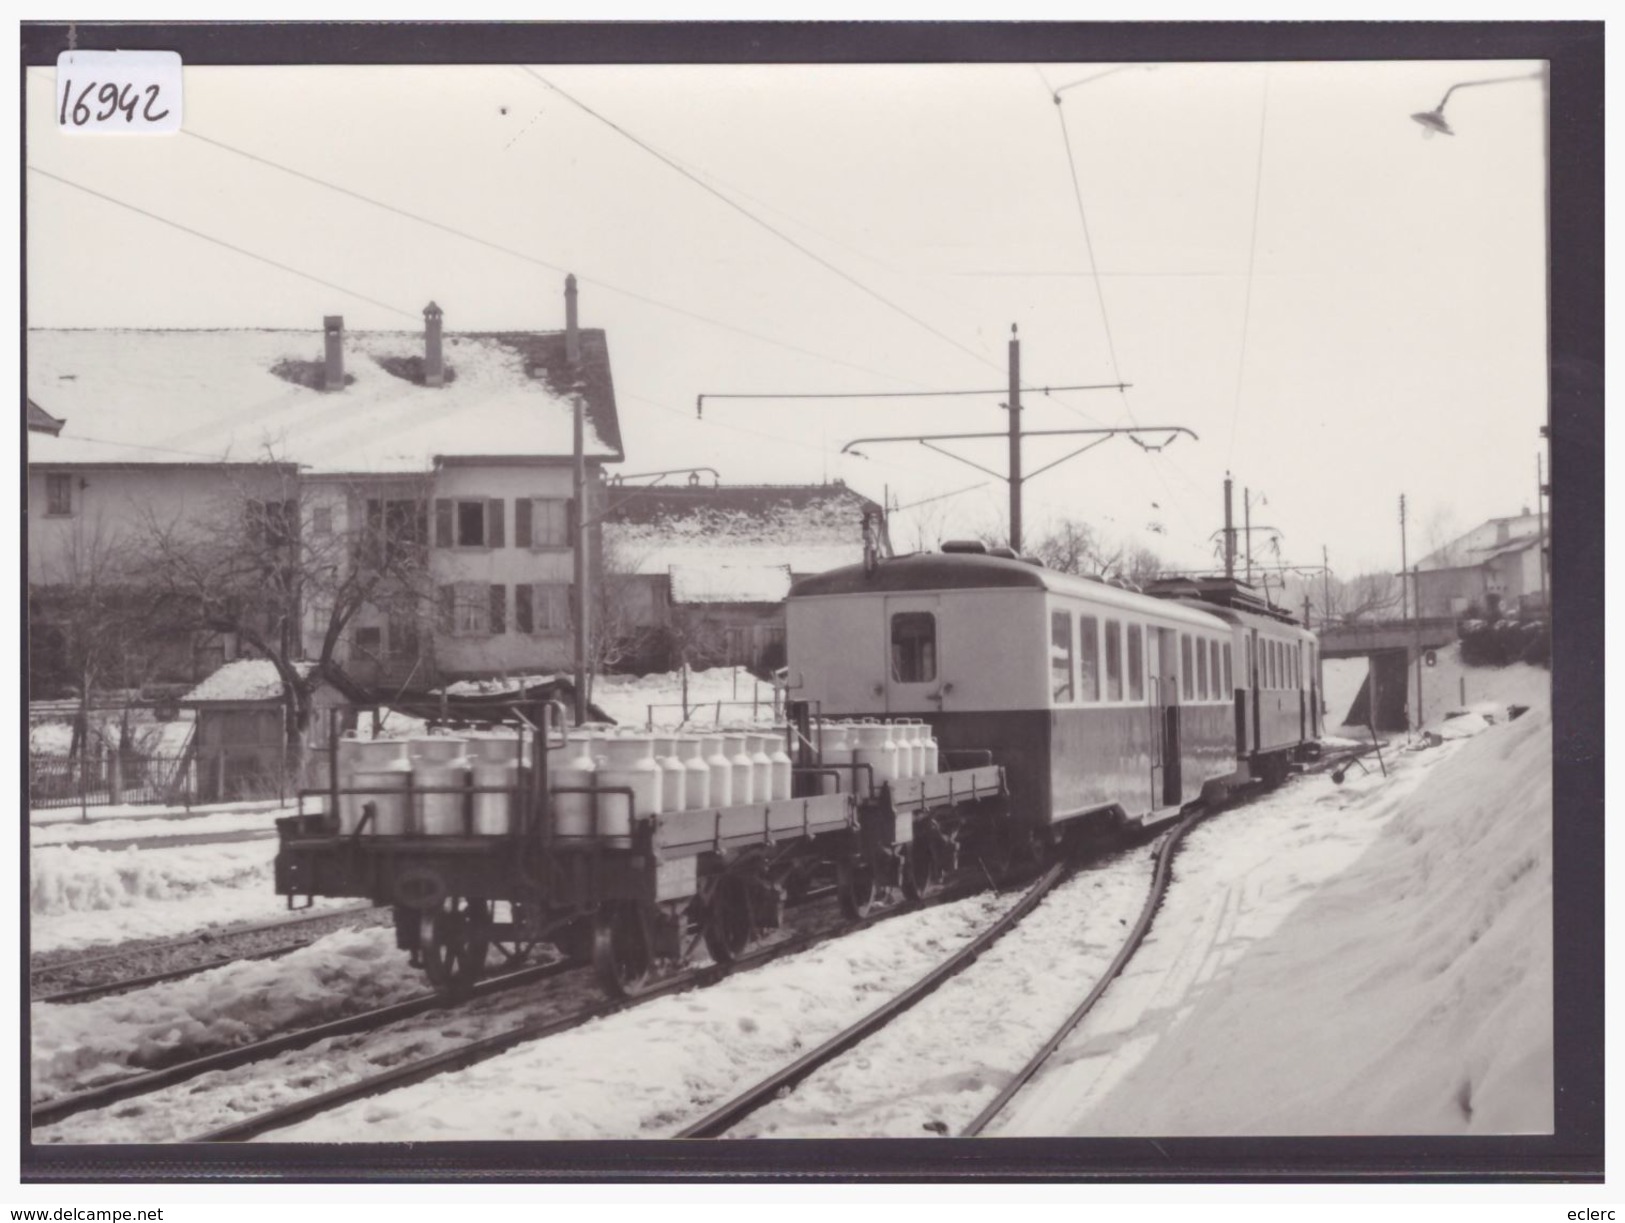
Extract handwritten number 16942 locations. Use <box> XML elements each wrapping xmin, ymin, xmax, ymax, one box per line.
<box><xmin>59</xmin><ymin>80</ymin><xmax>170</xmax><ymax>126</ymax></box>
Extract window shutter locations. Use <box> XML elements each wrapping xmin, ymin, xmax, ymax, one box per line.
<box><xmin>516</xmin><ymin>584</ymin><xmax>533</xmax><ymax>634</ymax></box>
<box><xmin>565</xmin><ymin>497</ymin><xmax>578</xmax><ymax>541</ymax></box>
<box><xmin>435</xmin><ymin>499</ymin><xmax>453</xmax><ymax>547</ymax></box>
<box><xmin>489</xmin><ymin>584</ymin><xmax>507</xmax><ymax>634</ymax></box>
<box><xmin>487</xmin><ymin>499</ymin><xmax>505</xmax><ymax>548</ymax></box>
<box><xmin>437</xmin><ymin>586</ymin><xmax>456</xmax><ymax>634</ymax></box>
<box><xmin>514</xmin><ymin>498</ymin><xmax>533</xmax><ymax>549</ymax></box>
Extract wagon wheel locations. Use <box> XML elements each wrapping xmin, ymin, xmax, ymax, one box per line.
<box><xmin>488</xmin><ymin>901</ymin><xmax>538</xmax><ymax>971</ymax></box>
<box><xmin>901</xmin><ymin>836</ymin><xmax>940</xmax><ymax>902</ymax></box>
<box><xmin>419</xmin><ymin>897</ymin><xmax>492</xmax><ymax>992</ymax></box>
<box><xmin>702</xmin><ymin>874</ymin><xmax>754</xmax><ymax>964</ymax></box>
<box><xmin>593</xmin><ymin>900</ymin><xmax>654</xmax><ymax>998</ymax></box>
<box><xmin>837</xmin><ymin>850</ymin><xmax>880</xmax><ymax>919</ymax></box>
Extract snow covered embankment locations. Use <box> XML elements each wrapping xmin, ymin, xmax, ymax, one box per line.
<box><xmin>31</xmin><ymin>839</ymin><xmax>346</xmax><ymax>954</ymax></box>
<box><xmin>31</xmin><ymin>927</ymin><xmax>420</xmax><ymax>1105</ymax></box>
<box><xmin>1008</xmin><ymin>705</ymin><xmax>1552</xmax><ymax>1136</ymax></box>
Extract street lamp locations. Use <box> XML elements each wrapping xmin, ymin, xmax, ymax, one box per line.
<box><xmin>1409</xmin><ymin>71</ymin><xmax>1543</xmax><ymax>136</ymax></box>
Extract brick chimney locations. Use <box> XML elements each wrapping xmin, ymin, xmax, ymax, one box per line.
<box><xmin>423</xmin><ymin>301</ymin><xmax>444</xmax><ymax>387</ymax></box>
<box><xmin>322</xmin><ymin>316</ymin><xmax>344</xmax><ymax>391</ymax></box>
<box><xmin>564</xmin><ymin>274</ymin><xmax>580</xmax><ymax>366</ymax></box>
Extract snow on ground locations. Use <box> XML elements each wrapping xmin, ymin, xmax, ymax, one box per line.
<box><xmin>32</xmin><ymin>808</ymin><xmax>282</xmax><ymax>846</ymax></box>
<box><xmin>30</xmin><ymin>838</ymin><xmax>349</xmax><ymax>954</ymax></box>
<box><xmin>30</xmin><ymin>797</ymin><xmax>290</xmax><ymax>827</ymax></box>
<box><xmin>731</xmin><ymin>848</ymin><xmax>1156</xmax><ymax>1138</ymax></box>
<box><xmin>592</xmin><ymin>666</ymin><xmax>778</xmax><ymax>728</ymax></box>
<box><xmin>998</xmin><ymin>700</ymin><xmax>1551</xmax><ymax>1136</ymax></box>
<box><xmin>31</xmin><ymin>927</ymin><xmax>421</xmax><ymax>1105</ymax></box>
<box><xmin>260</xmin><ymin>889</ymin><xmax>1025</xmax><ymax>1142</ymax></box>
<box><xmin>1321</xmin><ymin>656</ymin><xmax>1368</xmax><ymax>728</ymax></box>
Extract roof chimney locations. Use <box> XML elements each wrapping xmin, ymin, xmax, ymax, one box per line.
<box><xmin>564</xmin><ymin>274</ymin><xmax>580</xmax><ymax>366</ymax></box>
<box><xmin>423</xmin><ymin>301</ymin><xmax>445</xmax><ymax>387</ymax></box>
<box><xmin>322</xmin><ymin>316</ymin><xmax>344</xmax><ymax>391</ymax></box>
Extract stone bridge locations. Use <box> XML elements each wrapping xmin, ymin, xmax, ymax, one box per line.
<box><xmin>1318</xmin><ymin>618</ymin><xmax>1459</xmax><ymax>731</ymax></box>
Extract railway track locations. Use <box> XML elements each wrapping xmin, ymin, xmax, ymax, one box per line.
<box><xmin>959</xmin><ymin>802</ymin><xmax>1211</xmax><ymax>1136</ymax></box>
<box><xmin>181</xmin><ymin>875</ymin><xmax>998</xmax><ymax>1143</ymax></box>
<box><xmin>31</xmin><ymin>905</ymin><xmax>384</xmax><ymax>1003</ymax></box>
<box><xmin>674</xmin><ymin>859</ymin><xmax>1073</xmax><ymax>1138</ymax></box>
<box><xmin>31</xmin><ymin>954</ymin><xmax>578</xmax><ymax>1131</ymax></box>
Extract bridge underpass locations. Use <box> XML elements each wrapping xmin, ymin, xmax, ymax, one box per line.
<box><xmin>1319</xmin><ymin>619</ymin><xmax>1458</xmax><ymax>732</ymax></box>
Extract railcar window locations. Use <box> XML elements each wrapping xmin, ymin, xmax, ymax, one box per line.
<box><xmin>1267</xmin><ymin>640</ymin><xmax>1275</xmax><ymax>689</ymax></box>
<box><xmin>1245</xmin><ymin>636</ymin><xmax>1253</xmax><ymax>689</ymax></box>
<box><xmin>1272</xmin><ymin>640</ymin><xmax>1280</xmax><ymax>689</ymax></box>
<box><xmin>1079</xmin><ymin>615</ymin><xmax>1101</xmax><ymax>701</ymax></box>
<box><xmin>1195</xmin><ymin>635</ymin><xmax>1209</xmax><ymax>699</ymax></box>
<box><xmin>1105</xmin><ymin>620</ymin><xmax>1123</xmax><ymax>701</ymax></box>
<box><xmin>1050</xmin><ymin>611</ymin><xmax>1075</xmax><ymax>703</ymax></box>
<box><xmin>1127</xmin><ymin>624</ymin><xmax>1145</xmax><ymax>700</ymax></box>
<box><xmin>1180</xmin><ymin>634</ymin><xmax>1194</xmax><ymax>700</ymax></box>
<box><xmin>1222</xmin><ymin>642</ymin><xmax>1232</xmax><ymax>693</ymax></box>
<box><xmin>890</xmin><ymin>612</ymin><xmax>937</xmax><ymax>683</ymax></box>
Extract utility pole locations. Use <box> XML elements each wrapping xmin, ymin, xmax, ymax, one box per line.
<box><xmin>1223</xmin><ymin>473</ymin><xmax>1236</xmax><ymax>580</ymax></box>
<box><xmin>567</xmin><ymin>273</ymin><xmax>590</xmax><ymax>727</ymax></box>
<box><xmin>1322</xmin><ymin>545</ymin><xmax>1331</xmax><ymax>625</ymax></box>
<box><xmin>1244</xmin><ymin>488</ymin><xmax>1253</xmax><ymax>586</ymax></box>
<box><xmin>1414</xmin><ymin>562</ymin><xmax>1425</xmax><ymax>732</ymax></box>
<box><xmin>1007</xmin><ymin>326</ymin><xmax>1023</xmax><ymax>554</ymax></box>
<box><xmin>1399</xmin><ymin>492</ymin><xmax>1410</xmax><ymax>733</ymax></box>
<box><xmin>1537</xmin><ymin>451</ymin><xmax>1549</xmax><ymax>613</ymax></box>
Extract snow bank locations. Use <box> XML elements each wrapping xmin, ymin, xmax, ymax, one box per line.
<box><xmin>32</xmin><ymin>809</ymin><xmax>280</xmax><ymax>847</ymax></box>
<box><xmin>1008</xmin><ymin>704</ymin><xmax>1552</xmax><ymax>1135</ymax></box>
<box><xmin>31</xmin><ymin>927</ymin><xmax>418</xmax><ymax>1104</ymax></box>
<box><xmin>29</xmin><ymin>839</ymin><xmax>350</xmax><ymax>954</ymax></box>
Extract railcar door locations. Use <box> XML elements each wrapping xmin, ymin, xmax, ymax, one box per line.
<box><xmin>884</xmin><ymin>595</ymin><xmax>945</xmax><ymax>714</ymax></box>
<box><xmin>1149</xmin><ymin>627</ymin><xmax>1181</xmax><ymax>807</ymax></box>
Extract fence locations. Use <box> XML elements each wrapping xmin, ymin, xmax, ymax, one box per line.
<box><xmin>28</xmin><ymin>745</ymin><xmax>331</xmax><ymax>814</ymax></box>
<box><xmin>641</xmin><ymin>695</ymin><xmax>786</xmax><ymax>729</ymax></box>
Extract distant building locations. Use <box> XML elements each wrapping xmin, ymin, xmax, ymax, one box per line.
<box><xmin>603</xmin><ymin>481</ymin><xmax>888</xmax><ymax>674</ymax></box>
<box><xmin>1414</xmin><ymin>512</ymin><xmax>1547</xmax><ymax>619</ymax></box>
<box><xmin>27</xmin><ymin>278</ymin><xmax>623</xmax><ymax>696</ymax></box>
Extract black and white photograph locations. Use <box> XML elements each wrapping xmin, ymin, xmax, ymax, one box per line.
<box><xmin>17</xmin><ymin>20</ymin><xmax>1601</xmax><ymax>1186</ymax></box>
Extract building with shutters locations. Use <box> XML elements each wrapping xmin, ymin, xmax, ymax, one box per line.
<box><xmin>27</xmin><ymin>278</ymin><xmax>624</xmax><ymax>696</ymax></box>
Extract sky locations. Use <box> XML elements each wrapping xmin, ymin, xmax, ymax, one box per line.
<box><xmin>23</xmin><ymin>56</ymin><xmax>1549</xmax><ymax>579</ymax></box>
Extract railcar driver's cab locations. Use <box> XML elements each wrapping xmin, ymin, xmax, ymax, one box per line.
<box><xmin>885</xmin><ymin>595</ymin><xmax>945</xmax><ymax>714</ymax></box>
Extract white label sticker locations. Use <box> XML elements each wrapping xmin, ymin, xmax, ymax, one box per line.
<box><xmin>56</xmin><ymin>50</ymin><xmax>182</xmax><ymax>135</ymax></box>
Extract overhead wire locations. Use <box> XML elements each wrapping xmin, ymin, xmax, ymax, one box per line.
<box><xmin>1225</xmin><ymin>68</ymin><xmax>1273</xmax><ymax>467</ymax></box>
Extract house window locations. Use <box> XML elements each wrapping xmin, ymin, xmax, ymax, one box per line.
<box><xmin>1127</xmin><ymin>624</ymin><xmax>1144</xmax><ymax>701</ymax></box>
<box><xmin>1105</xmin><ymin>619</ymin><xmax>1123</xmax><ymax>701</ymax></box>
<box><xmin>516</xmin><ymin>583</ymin><xmax>570</xmax><ymax>635</ymax></box>
<box><xmin>366</xmin><ymin>498</ymin><xmax>427</xmax><ymax>561</ymax></box>
<box><xmin>438</xmin><ymin>583</ymin><xmax>499</xmax><ymax>636</ymax></box>
<box><xmin>45</xmin><ymin>473</ymin><xmax>72</xmax><ymax>516</ymax></box>
<box><xmin>388</xmin><ymin>609</ymin><xmax>419</xmax><ymax>658</ymax></box>
<box><xmin>890</xmin><ymin>612</ymin><xmax>936</xmax><ymax>683</ymax></box>
<box><xmin>515</xmin><ymin>498</ymin><xmax>570</xmax><ymax>548</ymax></box>
<box><xmin>1079</xmin><ymin>615</ymin><xmax>1100</xmax><ymax>702</ymax></box>
<box><xmin>247</xmin><ymin>498</ymin><xmax>299</xmax><ymax>548</ymax></box>
<box><xmin>312</xmin><ymin>506</ymin><xmax>334</xmax><ymax>535</ymax></box>
<box><xmin>436</xmin><ymin>499</ymin><xmax>505</xmax><ymax>549</ymax></box>
<box><xmin>354</xmin><ymin>626</ymin><xmax>383</xmax><ymax>656</ymax></box>
<box><xmin>1050</xmin><ymin>611</ymin><xmax>1074</xmax><ymax>703</ymax></box>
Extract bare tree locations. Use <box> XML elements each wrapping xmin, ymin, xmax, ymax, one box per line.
<box><xmin>1025</xmin><ymin>516</ymin><xmax>1166</xmax><ymax>587</ymax></box>
<box><xmin>135</xmin><ymin>457</ymin><xmax>436</xmax><ymax>773</ymax></box>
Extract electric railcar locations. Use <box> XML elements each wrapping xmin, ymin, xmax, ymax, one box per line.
<box><xmin>272</xmin><ymin>542</ymin><xmax>1319</xmax><ymax>997</ymax></box>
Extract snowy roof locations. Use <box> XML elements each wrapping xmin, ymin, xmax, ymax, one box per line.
<box><xmin>26</xmin><ymin>327</ymin><xmax>623</xmax><ymax>474</ymax></box>
<box><xmin>181</xmin><ymin>659</ymin><xmax>312</xmax><ymax>704</ymax></box>
<box><xmin>1418</xmin><ymin>512</ymin><xmax>1542</xmax><ymax>571</ymax></box>
<box><xmin>669</xmin><ymin>563</ymin><xmax>793</xmax><ymax>604</ymax></box>
<box><xmin>606</xmin><ymin>482</ymin><xmax>880</xmax><ymax>579</ymax></box>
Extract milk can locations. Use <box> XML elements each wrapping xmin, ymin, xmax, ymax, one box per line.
<box><xmin>347</xmin><ymin>740</ymin><xmax>412</xmax><ymax>834</ymax></box>
<box><xmin>747</xmin><ymin>732</ymin><xmax>774</xmax><ymax>803</ymax></box>
<box><xmin>850</xmin><ymin>722</ymin><xmax>897</xmax><ymax>796</ymax></box>
<box><xmin>413</xmin><ymin>737</ymin><xmax>471</xmax><ymax>835</ymax></box>
<box><xmin>467</xmin><ymin>736</ymin><xmax>520</xmax><ymax>836</ymax></box>
<box><xmin>904</xmin><ymin>721</ymin><xmax>927</xmax><ymax>778</ymax></box>
<box><xmin>722</xmin><ymin>732</ymin><xmax>754</xmax><ymax>805</ymax></box>
<box><xmin>702</xmin><ymin>734</ymin><xmax>733</xmax><ymax>807</ymax></box>
<box><xmin>550</xmin><ymin>734</ymin><xmax>600</xmax><ymax>838</ymax></box>
<box><xmin>768</xmin><ymin>730</ymin><xmax>793</xmax><ymax>801</ymax></box>
<box><xmin>818</xmin><ymin>722</ymin><xmax>853</xmax><ymax>795</ymax></box>
<box><xmin>922</xmin><ymin>723</ymin><xmax>939</xmax><ymax>775</ymax></box>
<box><xmin>652</xmin><ymin>733</ymin><xmax>686</xmax><ymax>814</ymax></box>
<box><xmin>889</xmin><ymin>722</ymin><xmax>916</xmax><ymax>780</ymax></box>
<box><xmin>675</xmin><ymin>735</ymin><xmax>710</xmax><ymax>810</ymax></box>
<box><xmin>596</xmin><ymin>734</ymin><xmax>660</xmax><ymax>836</ymax></box>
